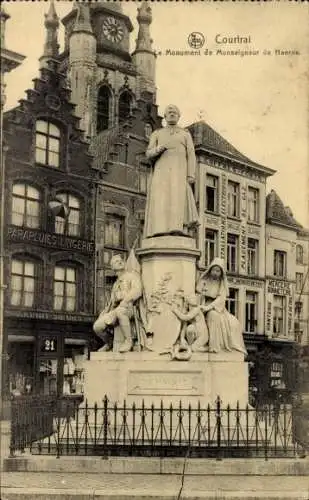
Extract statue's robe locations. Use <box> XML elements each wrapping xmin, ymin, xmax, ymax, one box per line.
<box><xmin>144</xmin><ymin>126</ymin><xmax>198</xmax><ymax>237</ymax></box>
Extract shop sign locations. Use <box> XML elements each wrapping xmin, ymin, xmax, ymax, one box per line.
<box><xmin>228</xmin><ymin>276</ymin><xmax>263</xmax><ymax>288</ymax></box>
<box><xmin>240</xmin><ymin>223</ymin><xmax>247</xmax><ymax>272</ymax></box>
<box><xmin>6</xmin><ymin>309</ymin><xmax>95</xmax><ymax>323</ymax></box>
<box><xmin>266</xmin><ymin>300</ymin><xmax>272</xmax><ymax>334</ymax></box>
<box><xmin>239</xmin><ymin>184</ymin><xmax>247</xmax><ymax>273</ymax></box>
<box><xmin>288</xmin><ymin>295</ymin><xmax>293</xmax><ymax>332</ymax></box>
<box><xmin>267</xmin><ymin>279</ymin><xmax>291</xmax><ymax>296</ymax></box>
<box><xmin>7</xmin><ymin>226</ymin><xmax>95</xmax><ymax>255</ymax></box>
<box><xmin>220</xmin><ymin>174</ymin><xmax>227</xmax><ymax>261</ymax></box>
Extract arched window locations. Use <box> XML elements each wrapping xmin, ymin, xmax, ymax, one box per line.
<box><xmin>35</xmin><ymin>120</ymin><xmax>61</xmax><ymax>167</ymax></box>
<box><xmin>53</xmin><ymin>264</ymin><xmax>78</xmax><ymax>312</ymax></box>
<box><xmin>97</xmin><ymin>86</ymin><xmax>110</xmax><ymax>132</ymax></box>
<box><xmin>296</xmin><ymin>244</ymin><xmax>304</xmax><ymax>264</ymax></box>
<box><xmin>54</xmin><ymin>193</ymin><xmax>81</xmax><ymax>237</ymax></box>
<box><xmin>12</xmin><ymin>183</ymin><xmax>41</xmax><ymax>228</ymax></box>
<box><xmin>118</xmin><ymin>91</ymin><xmax>132</xmax><ymax>124</ymax></box>
<box><xmin>11</xmin><ymin>257</ymin><xmax>38</xmax><ymax>307</ymax></box>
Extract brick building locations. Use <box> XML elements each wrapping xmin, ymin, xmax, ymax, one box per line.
<box><xmin>2</xmin><ymin>7</ymin><xmax>98</xmax><ymax>397</ymax></box>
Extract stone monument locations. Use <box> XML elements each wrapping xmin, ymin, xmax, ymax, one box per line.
<box><xmin>84</xmin><ymin>105</ymin><xmax>249</xmax><ymax>408</ymax></box>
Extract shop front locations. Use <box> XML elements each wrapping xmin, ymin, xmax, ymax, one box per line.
<box><xmin>4</xmin><ymin>313</ymin><xmax>96</xmax><ymax>403</ymax></box>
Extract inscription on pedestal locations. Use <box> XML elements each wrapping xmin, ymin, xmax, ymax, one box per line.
<box><xmin>128</xmin><ymin>370</ymin><xmax>204</xmax><ymax>396</ymax></box>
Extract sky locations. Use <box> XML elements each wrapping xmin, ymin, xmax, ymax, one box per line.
<box><xmin>3</xmin><ymin>1</ymin><xmax>309</xmax><ymax>226</ymax></box>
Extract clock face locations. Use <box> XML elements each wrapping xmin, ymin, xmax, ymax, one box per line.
<box><xmin>102</xmin><ymin>17</ymin><xmax>124</xmax><ymax>44</ymax></box>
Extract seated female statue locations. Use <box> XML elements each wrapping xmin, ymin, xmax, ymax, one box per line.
<box><xmin>197</xmin><ymin>257</ymin><xmax>247</xmax><ymax>355</ymax></box>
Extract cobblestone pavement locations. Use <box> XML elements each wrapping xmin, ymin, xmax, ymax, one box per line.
<box><xmin>1</xmin><ymin>472</ymin><xmax>309</xmax><ymax>495</ymax></box>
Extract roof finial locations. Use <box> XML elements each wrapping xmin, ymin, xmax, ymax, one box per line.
<box><xmin>134</xmin><ymin>1</ymin><xmax>154</xmax><ymax>53</ymax></box>
<box><xmin>0</xmin><ymin>4</ymin><xmax>10</xmax><ymax>50</ymax></box>
<box><xmin>73</xmin><ymin>3</ymin><xmax>93</xmax><ymax>34</ymax></box>
<box><xmin>45</xmin><ymin>0</ymin><xmax>59</xmax><ymax>29</ymax></box>
<box><xmin>40</xmin><ymin>0</ymin><xmax>59</xmax><ymax>65</ymax></box>
<box><xmin>197</xmin><ymin>109</ymin><xmax>205</xmax><ymax>121</ymax></box>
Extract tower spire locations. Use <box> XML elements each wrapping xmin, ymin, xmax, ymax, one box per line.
<box><xmin>68</xmin><ymin>2</ymin><xmax>96</xmax><ymax>140</ymax></box>
<box><xmin>132</xmin><ymin>2</ymin><xmax>156</xmax><ymax>98</ymax></box>
<box><xmin>40</xmin><ymin>0</ymin><xmax>59</xmax><ymax>68</ymax></box>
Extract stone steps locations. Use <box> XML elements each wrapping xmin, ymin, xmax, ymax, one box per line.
<box><xmin>4</xmin><ymin>455</ymin><xmax>308</xmax><ymax>475</ymax></box>
<box><xmin>2</xmin><ymin>489</ymin><xmax>308</xmax><ymax>499</ymax></box>
<box><xmin>1</xmin><ymin>471</ymin><xmax>309</xmax><ymax>500</ymax></box>
<box><xmin>3</xmin><ymin>457</ymin><xmax>308</xmax><ymax>500</ymax></box>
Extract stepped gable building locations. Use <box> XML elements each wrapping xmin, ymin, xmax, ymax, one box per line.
<box><xmin>58</xmin><ymin>1</ymin><xmax>161</xmax><ymax>311</ymax></box>
<box><xmin>2</xmin><ymin>2</ymin><xmax>98</xmax><ymax>398</ymax></box>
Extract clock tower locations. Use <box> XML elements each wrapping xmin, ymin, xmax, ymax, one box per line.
<box><xmin>61</xmin><ymin>1</ymin><xmax>157</xmax><ymax>139</ymax></box>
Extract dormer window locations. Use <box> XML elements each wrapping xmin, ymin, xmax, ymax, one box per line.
<box><xmin>35</xmin><ymin>120</ymin><xmax>60</xmax><ymax>167</ymax></box>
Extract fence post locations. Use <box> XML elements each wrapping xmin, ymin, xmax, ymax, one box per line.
<box><xmin>178</xmin><ymin>400</ymin><xmax>182</xmax><ymax>447</ymax></box>
<box><xmin>56</xmin><ymin>399</ymin><xmax>61</xmax><ymax>459</ymax></box>
<box><xmin>160</xmin><ymin>400</ymin><xmax>164</xmax><ymax>450</ymax></box>
<box><xmin>9</xmin><ymin>398</ymin><xmax>16</xmax><ymax>458</ymax></box>
<box><xmin>103</xmin><ymin>395</ymin><xmax>108</xmax><ymax>460</ymax></box>
<box><xmin>188</xmin><ymin>403</ymin><xmax>192</xmax><ymax>451</ymax></box>
<box><xmin>132</xmin><ymin>401</ymin><xmax>136</xmax><ymax>452</ymax></box>
<box><xmin>169</xmin><ymin>403</ymin><xmax>173</xmax><ymax>448</ymax></box>
<box><xmin>264</xmin><ymin>406</ymin><xmax>268</xmax><ymax>461</ymax></box>
<box><xmin>94</xmin><ymin>402</ymin><xmax>98</xmax><ymax>454</ymax></box>
<box><xmin>245</xmin><ymin>404</ymin><xmax>249</xmax><ymax>457</ymax></box>
<box><xmin>150</xmin><ymin>403</ymin><xmax>154</xmax><ymax>453</ymax></box>
<box><xmin>216</xmin><ymin>396</ymin><xmax>222</xmax><ymax>461</ymax></box>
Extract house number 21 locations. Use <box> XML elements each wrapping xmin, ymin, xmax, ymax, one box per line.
<box><xmin>44</xmin><ymin>339</ymin><xmax>56</xmax><ymax>351</ymax></box>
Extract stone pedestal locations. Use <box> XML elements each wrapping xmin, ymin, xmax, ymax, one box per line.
<box><xmin>83</xmin><ymin>351</ymin><xmax>248</xmax><ymax>408</ymax></box>
<box><xmin>136</xmin><ymin>235</ymin><xmax>200</xmax><ymax>353</ymax></box>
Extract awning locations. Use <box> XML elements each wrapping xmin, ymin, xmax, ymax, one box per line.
<box><xmin>8</xmin><ymin>335</ymin><xmax>35</xmax><ymax>343</ymax></box>
<box><xmin>64</xmin><ymin>338</ymin><xmax>88</xmax><ymax>345</ymax></box>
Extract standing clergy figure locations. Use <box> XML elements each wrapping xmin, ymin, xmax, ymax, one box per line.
<box><xmin>144</xmin><ymin>105</ymin><xmax>198</xmax><ymax>238</ymax></box>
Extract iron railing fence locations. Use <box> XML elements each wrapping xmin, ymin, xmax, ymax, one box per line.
<box><xmin>9</xmin><ymin>395</ymin><xmax>297</xmax><ymax>460</ymax></box>
<box><xmin>9</xmin><ymin>394</ymin><xmax>82</xmax><ymax>456</ymax></box>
